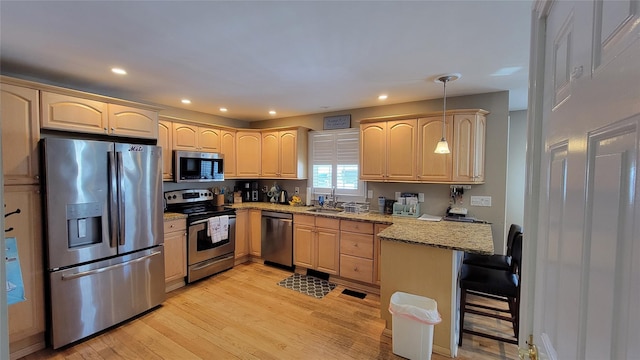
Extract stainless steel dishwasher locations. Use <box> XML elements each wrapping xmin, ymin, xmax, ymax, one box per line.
<box><xmin>261</xmin><ymin>211</ymin><xmax>293</xmax><ymax>267</ymax></box>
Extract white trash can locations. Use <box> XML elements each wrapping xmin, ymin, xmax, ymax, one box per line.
<box><xmin>389</xmin><ymin>291</ymin><xmax>442</xmax><ymax>360</ymax></box>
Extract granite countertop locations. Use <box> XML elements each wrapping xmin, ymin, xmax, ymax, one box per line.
<box><xmin>227</xmin><ymin>202</ymin><xmax>494</xmax><ymax>255</ymax></box>
<box><xmin>163</xmin><ymin>212</ymin><xmax>188</xmax><ymax>221</ymax></box>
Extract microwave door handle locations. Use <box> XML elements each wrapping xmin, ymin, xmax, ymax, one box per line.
<box><xmin>117</xmin><ymin>151</ymin><xmax>126</xmax><ymax>246</ymax></box>
<box><xmin>108</xmin><ymin>151</ymin><xmax>118</xmax><ymax>248</ymax></box>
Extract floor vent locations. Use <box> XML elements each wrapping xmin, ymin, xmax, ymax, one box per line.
<box><xmin>342</xmin><ymin>289</ymin><xmax>367</xmax><ymax>299</ymax></box>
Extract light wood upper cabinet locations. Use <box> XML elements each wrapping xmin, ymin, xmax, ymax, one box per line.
<box><xmin>172</xmin><ymin>123</ymin><xmax>221</xmax><ymax>151</ymax></box>
<box><xmin>360</xmin><ymin>109</ymin><xmax>487</xmax><ymax>184</ymax></box>
<box><xmin>418</xmin><ymin>116</ymin><xmax>453</xmax><ymax>182</ymax></box>
<box><xmin>158</xmin><ymin>120</ymin><xmax>173</xmax><ymax>181</ymax></box>
<box><xmin>360</xmin><ymin>119</ymin><xmax>416</xmax><ymax>181</ymax></box>
<box><xmin>236</xmin><ymin>131</ymin><xmax>262</xmax><ymax>178</ymax></box>
<box><xmin>5</xmin><ymin>185</ymin><xmax>45</xmax><ymax>350</ymax></box>
<box><xmin>452</xmin><ymin>112</ymin><xmax>486</xmax><ymax>183</ymax></box>
<box><xmin>41</xmin><ymin>92</ymin><xmax>158</xmax><ymax>139</ymax></box>
<box><xmin>261</xmin><ymin>128</ymin><xmax>308</xmax><ymax>179</ymax></box>
<box><xmin>108</xmin><ymin>104</ymin><xmax>158</xmax><ymax>139</ymax></box>
<box><xmin>1</xmin><ymin>83</ymin><xmax>40</xmax><ymax>185</ymax></box>
<box><xmin>221</xmin><ymin>130</ymin><xmax>237</xmax><ymax>178</ymax></box>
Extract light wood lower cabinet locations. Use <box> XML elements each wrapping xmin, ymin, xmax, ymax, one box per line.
<box><xmin>163</xmin><ymin>218</ymin><xmax>187</xmax><ymax>292</ymax></box>
<box><xmin>293</xmin><ymin>214</ymin><xmax>340</xmax><ymax>275</ymax></box>
<box><xmin>374</xmin><ymin>223</ymin><xmax>390</xmax><ymax>285</ymax></box>
<box><xmin>235</xmin><ymin>209</ymin><xmax>249</xmax><ymax>259</ymax></box>
<box><xmin>4</xmin><ymin>185</ymin><xmax>45</xmax><ymax>357</ymax></box>
<box><xmin>249</xmin><ymin>209</ymin><xmax>262</xmax><ymax>257</ymax></box>
<box><xmin>339</xmin><ymin>220</ymin><xmax>375</xmax><ymax>283</ymax></box>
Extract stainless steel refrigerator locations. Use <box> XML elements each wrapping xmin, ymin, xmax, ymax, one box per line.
<box><xmin>41</xmin><ymin>138</ymin><xmax>165</xmax><ymax>349</ymax></box>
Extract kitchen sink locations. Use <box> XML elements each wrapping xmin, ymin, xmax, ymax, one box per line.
<box><xmin>306</xmin><ymin>207</ymin><xmax>343</xmax><ymax>214</ymax></box>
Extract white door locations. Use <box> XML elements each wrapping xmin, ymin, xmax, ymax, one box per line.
<box><xmin>523</xmin><ymin>1</ymin><xmax>640</xmax><ymax>359</ymax></box>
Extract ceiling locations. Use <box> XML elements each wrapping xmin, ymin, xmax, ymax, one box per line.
<box><xmin>0</xmin><ymin>1</ymin><xmax>532</xmax><ymax>122</ymax></box>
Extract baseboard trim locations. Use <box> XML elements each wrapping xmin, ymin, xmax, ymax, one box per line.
<box><xmin>10</xmin><ymin>334</ymin><xmax>46</xmax><ymax>360</ymax></box>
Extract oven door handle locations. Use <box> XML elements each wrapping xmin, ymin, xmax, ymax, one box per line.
<box><xmin>190</xmin><ymin>215</ymin><xmax>236</xmax><ymax>226</ymax></box>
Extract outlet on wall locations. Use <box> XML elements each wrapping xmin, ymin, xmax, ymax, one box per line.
<box><xmin>294</xmin><ymin>187</ymin><xmax>300</xmax><ymax>195</ymax></box>
<box><xmin>367</xmin><ymin>190</ymin><xmax>373</xmax><ymax>198</ymax></box>
<box><xmin>418</xmin><ymin>193</ymin><xmax>425</xmax><ymax>202</ymax></box>
<box><xmin>470</xmin><ymin>196</ymin><xmax>492</xmax><ymax>207</ymax></box>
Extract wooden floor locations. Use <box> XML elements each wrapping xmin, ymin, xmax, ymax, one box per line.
<box><xmin>23</xmin><ymin>262</ymin><xmax>518</xmax><ymax>360</ymax></box>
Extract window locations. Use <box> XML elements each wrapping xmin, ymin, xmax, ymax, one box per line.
<box><xmin>309</xmin><ymin>128</ymin><xmax>365</xmax><ymax>200</ymax></box>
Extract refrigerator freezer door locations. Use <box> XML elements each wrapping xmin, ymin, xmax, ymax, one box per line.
<box><xmin>43</xmin><ymin>138</ymin><xmax>117</xmax><ymax>270</ymax></box>
<box><xmin>115</xmin><ymin>143</ymin><xmax>164</xmax><ymax>254</ymax></box>
<box><xmin>48</xmin><ymin>247</ymin><xmax>165</xmax><ymax>348</ymax></box>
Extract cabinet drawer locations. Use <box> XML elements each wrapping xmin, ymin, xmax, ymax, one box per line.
<box><xmin>293</xmin><ymin>214</ymin><xmax>315</xmax><ymax>226</ymax></box>
<box><xmin>340</xmin><ymin>254</ymin><xmax>373</xmax><ymax>283</ymax></box>
<box><xmin>316</xmin><ymin>217</ymin><xmax>339</xmax><ymax>229</ymax></box>
<box><xmin>164</xmin><ymin>218</ymin><xmax>186</xmax><ymax>233</ymax></box>
<box><xmin>340</xmin><ymin>220</ymin><xmax>373</xmax><ymax>234</ymax></box>
<box><xmin>340</xmin><ymin>232</ymin><xmax>373</xmax><ymax>259</ymax></box>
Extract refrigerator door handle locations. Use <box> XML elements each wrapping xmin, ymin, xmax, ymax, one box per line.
<box><xmin>60</xmin><ymin>251</ymin><xmax>163</xmax><ymax>280</ymax></box>
<box><xmin>117</xmin><ymin>151</ymin><xmax>126</xmax><ymax>246</ymax></box>
<box><xmin>108</xmin><ymin>151</ymin><xmax>119</xmax><ymax>248</ymax></box>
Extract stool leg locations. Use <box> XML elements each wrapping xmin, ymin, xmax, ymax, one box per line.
<box><xmin>459</xmin><ymin>288</ymin><xmax>467</xmax><ymax>346</ymax></box>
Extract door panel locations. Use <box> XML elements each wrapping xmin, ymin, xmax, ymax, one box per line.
<box><xmin>116</xmin><ymin>143</ymin><xmax>163</xmax><ymax>254</ymax></box>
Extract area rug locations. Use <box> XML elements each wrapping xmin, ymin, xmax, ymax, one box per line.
<box><xmin>277</xmin><ymin>273</ymin><xmax>336</xmax><ymax>299</ymax></box>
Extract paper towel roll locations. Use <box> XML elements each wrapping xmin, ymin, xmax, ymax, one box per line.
<box><xmin>306</xmin><ymin>187</ymin><xmax>312</xmax><ymax>206</ymax></box>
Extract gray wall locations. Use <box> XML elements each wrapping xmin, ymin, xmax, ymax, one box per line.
<box><xmin>505</xmin><ymin>110</ymin><xmax>527</xmax><ymax>248</ymax></box>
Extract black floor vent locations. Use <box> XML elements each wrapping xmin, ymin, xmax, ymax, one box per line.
<box><xmin>342</xmin><ymin>289</ymin><xmax>367</xmax><ymax>299</ymax></box>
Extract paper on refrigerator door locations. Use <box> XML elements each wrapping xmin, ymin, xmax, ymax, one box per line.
<box><xmin>5</xmin><ymin>237</ymin><xmax>26</xmax><ymax>305</ymax></box>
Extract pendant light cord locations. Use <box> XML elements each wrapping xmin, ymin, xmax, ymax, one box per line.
<box><xmin>442</xmin><ymin>78</ymin><xmax>447</xmax><ymax>140</ymax></box>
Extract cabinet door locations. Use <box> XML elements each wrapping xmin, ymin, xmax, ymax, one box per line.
<box><xmin>249</xmin><ymin>209</ymin><xmax>262</xmax><ymax>256</ymax></box>
<box><xmin>360</xmin><ymin>122</ymin><xmax>387</xmax><ymax>180</ymax></box>
<box><xmin>164</xmin><ymin>230</ymin><xmax>187</xmax><ymax>284</ymax></box>
<box><xmin>221</xmin><ymin>130</ymin><xmax>237</xmax><ymax>178</ymax></box>
<box><xmin>237</xmin><ymin>131</ymin><xmax>262</xmax><ymax>177</ymax></box>
<box><xmin>316</xmin><ymin>227</ymin><xmax>339</xmax><ymax>275</ymax></box>
<box><xmin>417</xmin><ymin>116</ymin><xmax>453</xmax><ymax>182</ymax></box>
<box><xmin>198</xmin><ymin>127</ymin><xmax>221</xmax><ymax>152</ymax></box>
<box><xmin>158</xmin><ymin>120</ymin><xmax>173</xmax><ymax>181</ymax></box>
<box><xmin>293</xmin><ymin>223</ymin><xmax>315</xmax><ymax>268</ymax></box>
<box><xmin>41</xmin><ymin>91</ymin><xmax>108</xmax><ymax>134</ymax></box>
<box><xmin>386</xmin><ymin>119</ymin><xmax>417</xmax><ymax>181</ymax></box>
<box><xmin>107</xmin><ymin>104</ymin><xmax>158</xmax><ymax>139</ymax></box>
<box><xmin>261</xmin><ymin>131</ymin><xmax>280</xmax><ymax>178</ymax></box>
<box><xmin>235</xmin><ymin>209</ymin><xmax>249</xmax><ymax>258</ymax></box>
<box><xmin>1</xmin><ymin>84</ymin><xmax>40</xmax><ymax>185</ymax></box>
<box><xmin>279</xmin><ymin>130</ymin><xmax>299</xmax><ymax>178</ymax></box>
<box><xmin>4</xmin><ymin>185</ymin><xmax>45</xmax><ymax>344</ymax></box>
<box><xmin>373</xmin><ymin>223</ymin><xmax>390</xmax><ymax>285</ymax></box>
<box><xmin>172</xmin><ymin>123</ymin><xmax>198</xmax><ymax>151</ymax></box>
<box><xmin>453</xmin><ymin>113</ymin><xmax>485</xmax><ymax>183</ymax></box>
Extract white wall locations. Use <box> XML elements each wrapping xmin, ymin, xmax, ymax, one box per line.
<box><xmin>505</xmin><ymin>110</ymin><xmax>527</xmax><ymax>251</ymax></box>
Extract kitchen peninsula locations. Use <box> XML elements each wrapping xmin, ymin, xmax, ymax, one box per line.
<box><xmin>226</xmin><ymin>203</ymin><xmax>494</xmax><ymax>357</ymax></box>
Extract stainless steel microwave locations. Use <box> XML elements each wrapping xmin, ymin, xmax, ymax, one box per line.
<box><xmin>174</xmin><ymin>150</ymin><xmax>224</xmax><ymax>182</ymax></box>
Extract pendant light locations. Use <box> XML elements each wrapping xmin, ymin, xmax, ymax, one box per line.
<box><xmin>434</xmin><ymin>74</ymin><xmax>460</xmax><ymax>154</ymax></box>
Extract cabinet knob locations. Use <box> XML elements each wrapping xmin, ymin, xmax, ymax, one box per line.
<box><xmin>34</xmin><ymin>175</ymin><xmax>40</xmax><ymax>180</ymax></box>
<box><xmin>104</xmin><ymin>127</ymin><xmax>108</xmax><ymax>131</ymax></box>
<box><xmin>111</xmin><ymin>127</ymin><xmax>115</xmax><ymax>131</ymax></box>
<box><xmin>170</xmin><ymin>224</ymin><xmax>174</xmax><ymax>228</ymax></box>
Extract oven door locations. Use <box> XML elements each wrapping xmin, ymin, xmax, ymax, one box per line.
<box><xmin>187</xmin><ymin>215</ymin><xmax>236</xmax><ymax>265</ymax></box>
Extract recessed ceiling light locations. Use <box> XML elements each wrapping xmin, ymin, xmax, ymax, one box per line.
<box><xmin>181</xmin><ymin>99</ymin><xmax>191</xmax><ymax>104</ymax></box>
<box><xmin>269</xmin><ymin>110</ymin><xmax>276</xmax><ymax>115</ymax></box>
<box><xmin>378</xmin><ymin>94</ymin><xmax>388</xmax><ymax>100</ymax></box>
<box><xmin>219</xmin><ymin>107</ymin><xmax>228</xmax><ymax>112</ymax></box>
<box><xmin>111</xmin><ymin>67</ymin><xmax>127</xmax><ymax>75</ymax></box>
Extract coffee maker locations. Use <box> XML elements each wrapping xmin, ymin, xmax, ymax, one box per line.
<box><xmin>238</xmin><ymin>181</ymin><xmax>260</xmax><ymax>202</ymax></box>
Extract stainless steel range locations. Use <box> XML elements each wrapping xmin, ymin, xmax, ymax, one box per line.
<box><xmin>164</xmin><ymin>189</ymin><xmax>236</xmax><ymax>283</ymax></box>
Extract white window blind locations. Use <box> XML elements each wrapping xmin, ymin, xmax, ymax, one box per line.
<box><xmin>309</xmin><ymin>129</ymin><xmax>365</xmax><ymax>198</ymax></box>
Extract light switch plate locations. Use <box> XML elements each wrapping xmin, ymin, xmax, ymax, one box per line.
<box><xmin>395</xmin><ymin>192</ymin><xmax>401</xmax><ymax>200</ymax></box>
<box><xmin>470</xmin><ymin>196</ymin><xmax>492</xmax><ymax>207</ymax></box>
<box><xmin>367</xmin><ymin>190</ymin><xmax>373</xmax><ymax>198</ymax></box>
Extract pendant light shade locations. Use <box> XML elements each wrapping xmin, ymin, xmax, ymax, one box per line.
<box><xmin>433</xmin><ymin>74</ymin><xmax>460</xmax><ymax>154</ymax></box>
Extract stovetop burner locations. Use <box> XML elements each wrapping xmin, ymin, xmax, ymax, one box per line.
<box><xmin>164</xmin><ymin>189</ymin><xmax>235</xmax><ymax>222</ymax></box>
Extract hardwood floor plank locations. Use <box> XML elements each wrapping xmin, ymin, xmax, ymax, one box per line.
<box><xmin>23</xmin><ymin>262</ymin><xmax>517</xmax><ymax>360</ymax></box>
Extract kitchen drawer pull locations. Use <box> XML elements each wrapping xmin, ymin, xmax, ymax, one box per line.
<box><xmin>61</xmin><ymin>251</ymin><xmax>162</xmax><ymax>280</ymax></box>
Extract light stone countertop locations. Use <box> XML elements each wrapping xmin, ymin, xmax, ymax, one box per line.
<box><xmin>227</xmin><ymin>202</ymin><xmax>494</xmax><ymax>255</ymax></box>
<box><xmin>163</xmin><ymin>212</ymin><xmax>187</xmax><ymax>221</ymax></box>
